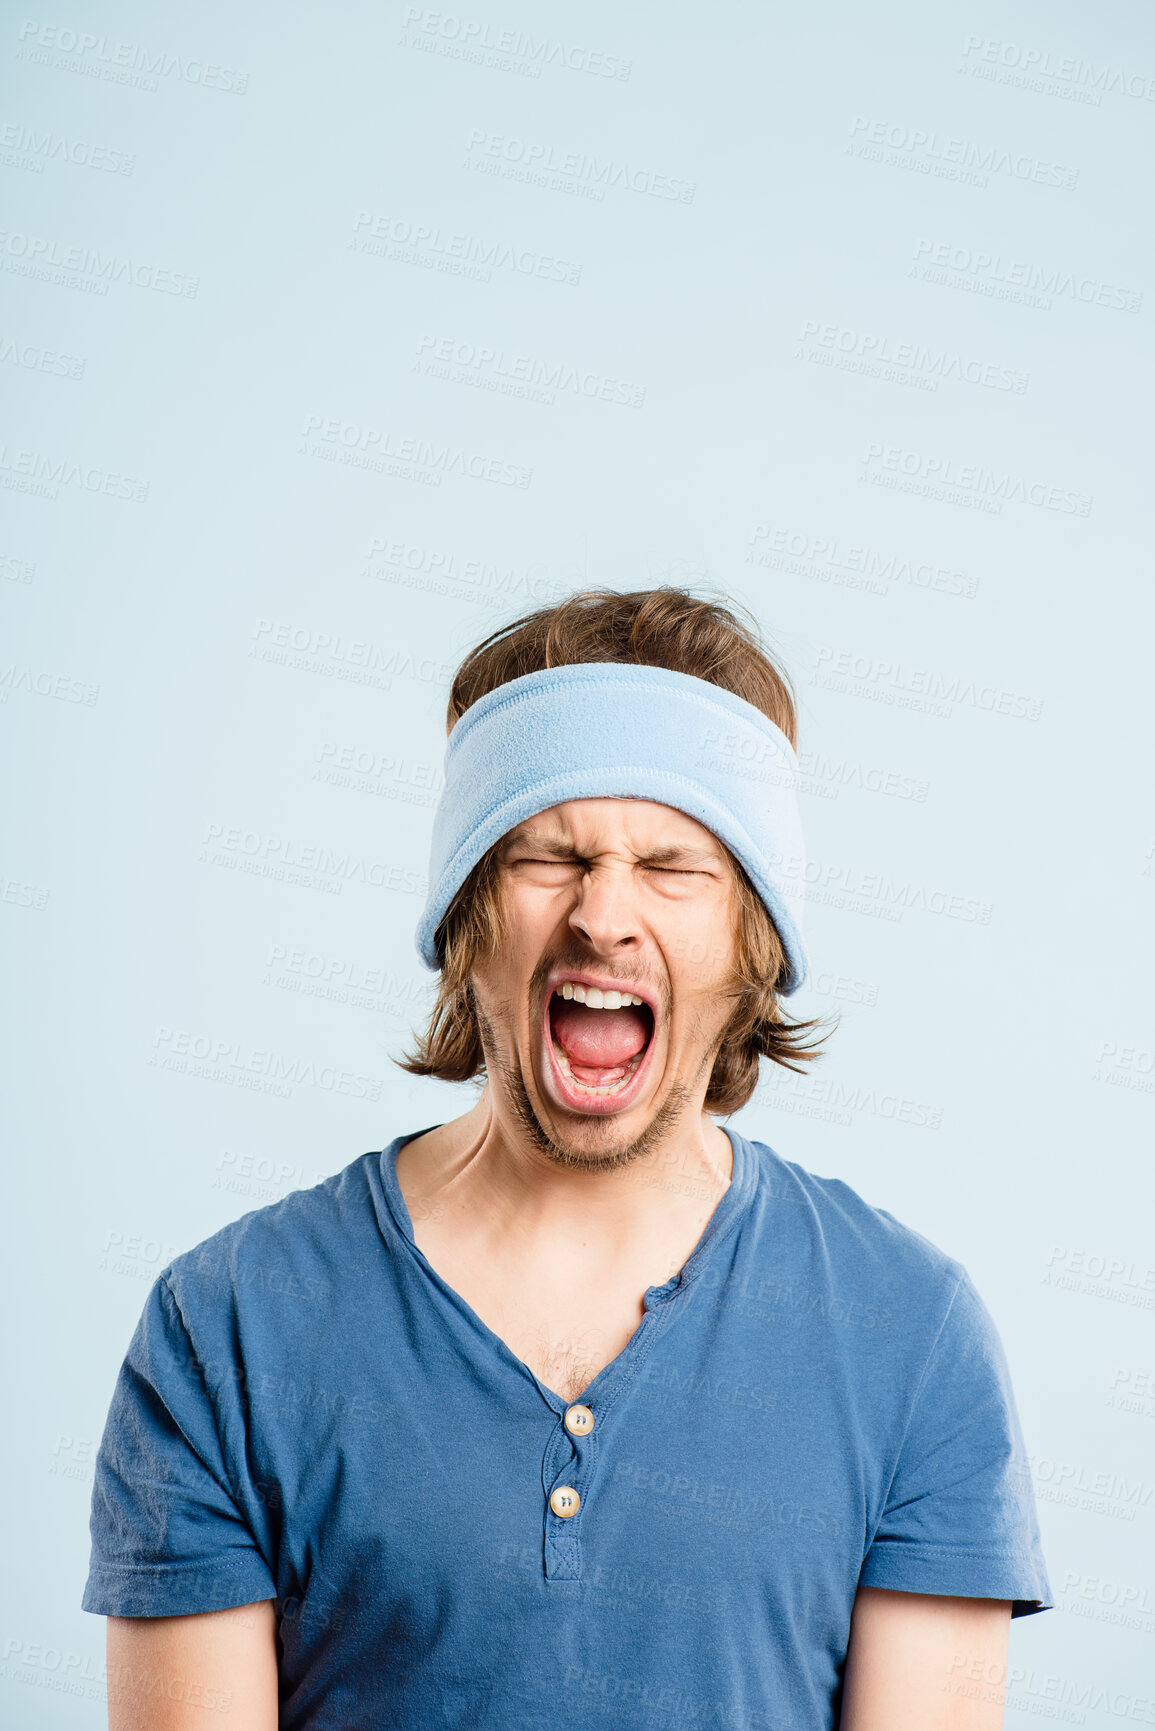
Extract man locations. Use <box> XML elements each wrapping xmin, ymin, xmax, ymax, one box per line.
<box><xmin>85</xmin><ymin>589</ymin><xmax>1052</xmax><ymax>1729</ymax></box>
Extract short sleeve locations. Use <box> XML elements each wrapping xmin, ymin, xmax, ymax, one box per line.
<box><xmin>859</xmin><ymin>1268</ymin><xmax>1053</xmax><ymax>1617</ymax></box>
<box><xmin>82</xmin><ymin>1274</ymin><xmax>276</xmax><ymax>1618</ymax></box>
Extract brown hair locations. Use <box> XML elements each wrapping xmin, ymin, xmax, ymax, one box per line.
<box><xmin>398</xmin><ymin>588</ymin><xmax>831</xmax><ymax>1114</ymax></box>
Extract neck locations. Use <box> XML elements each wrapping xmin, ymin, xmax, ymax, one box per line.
<box><xmin>397</xmin><ymin>1087</ymin><xmax>734</xmax><ymax>1248</ymax></box>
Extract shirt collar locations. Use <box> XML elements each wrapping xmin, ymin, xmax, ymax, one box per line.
<box><xmin>376</xmin><ymin>1122</ymin><xmax>757</xmax><ymax>1299</ymax></box>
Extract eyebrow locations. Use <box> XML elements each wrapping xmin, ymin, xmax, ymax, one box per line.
<box><xmin>500</xmin><ymin>830</ymin><xmax>722</xmax><ymax>868</ymax></box>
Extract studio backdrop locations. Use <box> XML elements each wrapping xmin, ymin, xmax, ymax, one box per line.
<box><xmin>2</xmin><ymin>0</ymin><xmax>1153</xmax><ymax>1722</ymax></box>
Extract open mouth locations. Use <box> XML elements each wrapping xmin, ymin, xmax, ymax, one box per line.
<box><xmin>545</xmin><ymin>981</ymin><xmax>657</xmax><ymax>1103</ymax></box>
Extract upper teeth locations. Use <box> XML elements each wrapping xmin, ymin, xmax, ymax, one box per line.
<box><xmin>555</xmin><ymin>984</ymin><xmax>644</xmax><ymax>1009</ymax></box>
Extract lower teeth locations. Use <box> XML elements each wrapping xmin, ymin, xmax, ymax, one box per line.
<box><xmin>553</xmin><ymin>1042</ymin><xmax>643</xmax><ymax>1095</ymax></box>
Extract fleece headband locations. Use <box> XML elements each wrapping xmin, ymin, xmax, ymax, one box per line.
<box><xmin>415</xmin><ymin>662</ymin><xmax>809</xmax><ymax>994</ymax></box>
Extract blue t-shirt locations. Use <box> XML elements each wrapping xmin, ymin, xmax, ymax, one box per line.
<box><xmin>84</xmin><ymin>1127</ymin><xmax>1052</xmax><ymax>1728</ymax></box>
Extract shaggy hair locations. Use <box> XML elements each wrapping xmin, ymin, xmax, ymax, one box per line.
<box><xmin>398</xmin><ymin>587</ymin><xmax>831</xmax><ymax>1114</ymax></box>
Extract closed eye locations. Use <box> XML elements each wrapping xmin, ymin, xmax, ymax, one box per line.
<box><xmin>514</xmin><ymin>861</ymin><xmax>704</xmax><ymax>875</ymax></box>
<box><xmin>504</xmin><ymin>855</ymin><xmax>720</xmax><ymax>882</ymax></box>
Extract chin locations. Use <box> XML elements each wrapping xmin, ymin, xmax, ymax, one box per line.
<box><xmin>515</xmin><ymin>1064</ymin><xmax>693</xmax><ymax>1173</ymax></box>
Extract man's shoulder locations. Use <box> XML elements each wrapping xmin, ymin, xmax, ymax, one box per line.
<box><xmin>161</xmin><ymin>1147</ymin><xmax>389</xmax><ymax>1318</ymax></box>
<box><xmin>741</xmin><ymin>1131</ymin><xmax>966</xmax><ymax>1299</ymax></box>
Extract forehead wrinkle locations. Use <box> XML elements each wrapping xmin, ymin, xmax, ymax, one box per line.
<box><xmin>500</xmin><ymin>827</ymin><xmax>724</xmax><ymax>868</ymax></box>
<box><xmin>501</xmin><ymin>804</ymin><xmax>729</xmax><ymax>868</ymax></box>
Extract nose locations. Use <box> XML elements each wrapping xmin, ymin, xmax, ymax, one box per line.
<box><xmin>567</xmin><ymin>863</ymin><xmax>642</xmax><ymax>954</ymax></box>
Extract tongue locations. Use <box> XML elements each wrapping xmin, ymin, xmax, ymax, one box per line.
<box><xmin>550</xmin><ymin>1001</ymin><xmax>650</xmax><ymax>1069</ymax></box>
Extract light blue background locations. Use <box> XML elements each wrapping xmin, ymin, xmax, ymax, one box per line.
<box><xmin>2</xmin><ymin>0</ymin><xmax>1153</xmax><ymax>1720</ymax></box>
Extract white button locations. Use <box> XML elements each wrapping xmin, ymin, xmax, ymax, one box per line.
<box><xmin>564</xmin><ymin>1404</ymin><xmax>594</xmax><ymax>1437</ymax></box>
<box><xmin>549</xmin><ymin>1485</ymin><xmax>580</xmax><ymax>1519</ymax></box>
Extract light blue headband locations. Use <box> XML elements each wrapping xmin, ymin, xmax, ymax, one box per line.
<box><xmin>415</xmin><ymin>662</ymin><xmax>809</xmax><ymax>993</ymax></box>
